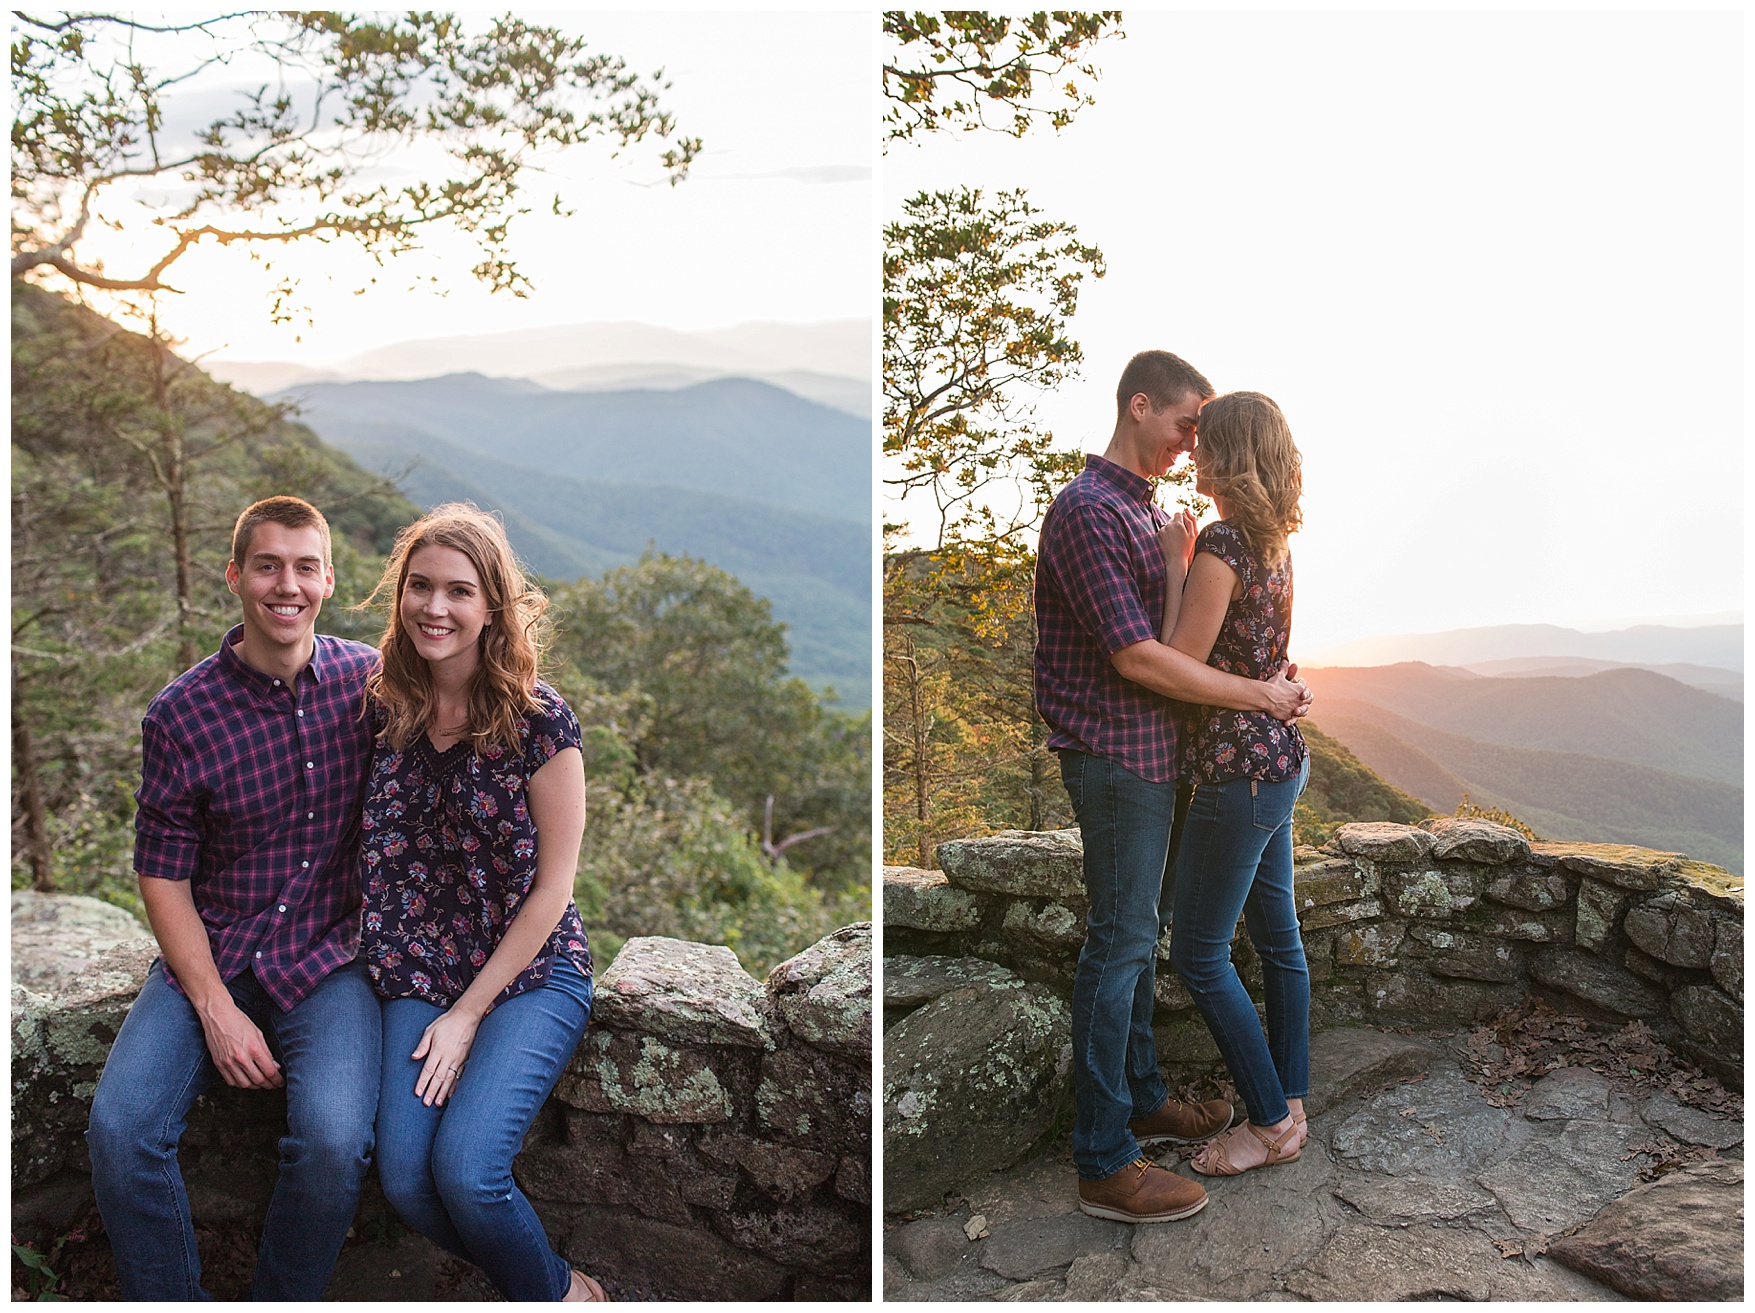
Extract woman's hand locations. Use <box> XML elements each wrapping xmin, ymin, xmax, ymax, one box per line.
<box><xmin>411</xmin><ymin>1006</ymin><xmax>483</xmax><ymax>1107</ymax></box>
<box><xmin>1158</xmin><ymin>509</ymin><xmax>1197</xmax><ymax>573</ymax></box>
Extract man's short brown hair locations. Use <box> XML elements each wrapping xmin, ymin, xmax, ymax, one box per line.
<box><xmin>231</xmin><ymin>496</ymin><xmax>332</xmax><ymax>568</ymax></box>
<box><xmin>1115</xmin><ymin>351</ymin><xmax>1215</xmax><ymax>420</ymax></box>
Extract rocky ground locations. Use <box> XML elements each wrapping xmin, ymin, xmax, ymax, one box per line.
<box><xmin>883</xmin><ymin>1024</ymin><xmax>1742</xmax><ymax>1302</ymax></box>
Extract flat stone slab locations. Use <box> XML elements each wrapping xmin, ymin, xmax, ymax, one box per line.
<box><xmin>1420</xmin><ymin>816</ymin><xmax>1531</xmax><ymax>864</ymax></box>
<box><xmin>10</xmin><ymin>892</ymin><xmax>151</xmax><ymax>995</ymax></box>
<box><xmin>978</xmin><ymin>1212</ymin><xmax>1128</xmax><ymax>1280</ymax></box>
<box><xmin>883</xmin><ymin>867</ymin><xmax>983</xmax><ymax>932</ymax></box>
<box><xmin>1532</xmin><ymin>842</ymin><xmax>1682</xmax><ymax>890</ymax></box>
<box><xmin>1547</xmin><ymin>1159</ymin><xmax>1743</xmax><ymax>1300</ymax></box>
<box><xmin>1286</xmin><ymin>1221</ymin><xmax>1616</xmax><ymax>1301</ymax></box>
<box><xmin>1331</xmin><ymin>1066</ymin><xmax>1511</xmax><ymax>1176</ymax></box>
<box><xmin>883</xmin><ymin>955</ymin><xmax>1019</xmax><ymax>1010</ymax></box>
<box><xmin>1334</xmin><ymin>822</ymin><xmax>1433</xmax><ymax>862</ymax></box>
<box><xmin>935</xmin><ymin>829</ymin><xmax>1084</xmax><ymax>901</ymax></box>
<box><xmin>887</xmin><ymin>1215</ymin><xmax>971</xmax><ymax>1282</ymax></box>
<box><xmin>1476</xmin><ymin>1120</ymin><xmax>1652</xmax><ymax>1235</ymax></box>
<box><xmin>1522</xmin><ymin>1066</ymin><xmax>1614</xmax><ymax>1121</ymax></box>
<box><xmin>954</xmin><ymin>1141</ymin><xmax>1083</xmax><ymax>1226</ymax></box>
<box><xmin>1331</xmin><ymin>1172</ymin><xmax>1500</xmax><ymax>1225</ymax></box>
<box><xmin>1124</xmin><ymin>1152</ymin><xmax>1338</xmax><ymax>1300</ymax></box>
<box><xmin>1638</xmin><ymin>1090</ymin><xmax>1743</xmax><ymax>1148</ymax></box>
<box><xmin>592</xmin><ymin>936</ymin><xmax>774</xmax><ymax>1049</ymax></box>
<box><xmin>1304</xmin><ymin>1026</ymin><xmax>1438</xmax><ymax>1118</ymax></box>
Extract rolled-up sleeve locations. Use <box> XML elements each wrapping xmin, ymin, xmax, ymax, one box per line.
<box><xmin>1049</xmin><ymin>504</ymin><xmax>1158</xmax><ymax>656</ymax></box>
<box><xmin>134</xmin><ymin>716</ymin><xmax>201</xmax><ymax>881</ymax></box>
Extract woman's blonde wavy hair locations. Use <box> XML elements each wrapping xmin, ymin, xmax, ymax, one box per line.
<box><xmin>1195</xmin><ymin>391</ymin><xmax>1303</xmax><ymax>570</ymax></box>
<box><xmin>361</xmin><ymin>503</ymin><xmax>549</xmax><ymax>755</ymax></box>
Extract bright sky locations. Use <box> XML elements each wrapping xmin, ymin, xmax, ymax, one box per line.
<box><xmin>883</xmin><ymin>10</ymin><xmax>1745</xmax><ymax>653</ymax></box>
<box><xmin>60</xmin><ymin>11</ymin><xmax>873</xmax><ymax>365</ymax></box>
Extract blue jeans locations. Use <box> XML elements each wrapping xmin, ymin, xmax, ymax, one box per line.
<box><xmin>1060</xmin><ymin>751</ymin><xmax>1175</xmax><ymax>1180</ymax></box>
<box><xmin>376</xmin><ymin>958</ymin><xmax>592</xmax><ymax>1301</ymax></box>
<box><xmin>1169</xmin><ymin>756</ymin><xmax>1312</xmax><ymax>1128</ymax></box>
<box><xmin>86</xmin><ymin>958</ymin><xmax>381</xmax><ymax>1301</ymax></box>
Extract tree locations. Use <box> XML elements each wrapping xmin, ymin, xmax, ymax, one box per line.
<box><xmin>549</xmin><ymin>552</ymin><xmax>871</xmax><ymax>894</ymax></box>
<box><xmin>10</xmin><ymin>282</ymin><xmax>419</xmax><ymax>904</ymax></box>
<box><xmin>12</xmin><ymin>11</ymin><xmax>700</xmax><ymax>309</ymax></box>
<box><xmin>884</xmin><ymin>11</ymin><xmax>1124</xmax><ymax>143</ymax></box>
<box><xmin>884</xmin><ymin>186</ymin><xmax>1104</xmax><ymax>550</ymax></box>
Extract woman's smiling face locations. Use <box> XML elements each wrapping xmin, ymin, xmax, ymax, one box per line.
<box><xmin>400</xmin><ymin>543</ymin><xmax>490</xmax><ymax>668</ymax></box>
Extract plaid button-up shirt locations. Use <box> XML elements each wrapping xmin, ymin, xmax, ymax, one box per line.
<box><xmin>134</xmin><ymin>625</ymin><xmax>379</xmax><ymax>1011</ymax></box>
<box><xmin>1034</xmin><ymin>455</ymin><xmax>1181</xmax><ymax>783</ymax></box>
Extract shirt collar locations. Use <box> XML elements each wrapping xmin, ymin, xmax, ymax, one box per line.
<box><xmin>216</xmin><ymin>624</ymin><xmax>326</xmax><ymax>691</ymax></box>
<box><xmin>1085</xmin><ymin>454</ymin><xmax>1156</xmax><ymax>506</ymax></box>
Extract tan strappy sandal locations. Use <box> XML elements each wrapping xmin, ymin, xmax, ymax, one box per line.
<box><xmin>1190</xmin><ymin>1118</ymin><xmax>1301</xmax><ymax>1176</ymax></box>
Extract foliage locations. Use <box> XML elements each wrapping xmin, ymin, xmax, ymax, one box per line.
<box><xmin>10</xmin><ymin>281</ymin><xmax>417</xmax><ymax>895</ymax></box>
<box><xmin>883</xmin><ymin>11</ymin><xmax>1124</xmax><ymax>142</ymax></box>
<box><xmin>884</xmin><ymin>186</ymin><xmax>1104</xmax><ymax>550</ymax></box>
<box><xmin>1451</xmin><ymin>791</ymin><xmax>1540</xmax><ymax>841</ymax></box>
<box><xmin>572</xmin><ymin>770</ymin><xmax>866</xmax><ymax>979</ymax></box>
<box><xmin>884</xmin><ymin>540</ymin><xmax>1066</xmax><ymax>868</ymax></box>
<box><xmin>12</xmin><ymin>1227</ymin><xmax>83</xmax><ymax>1300</ymax></box>
<box><xmin>1292</xmin><ymin>722</ymin><xmax>1433</xmax><ymax>848</ymax></box>
<box><xmin>11</xmin><ymin>11</ymin><xmax>699</xmax><ymax>311</ymax></box>
<box><xmin>550</xmin><ymin>552</ymin><xmax>871</xmax><ymax>896</ymax></box>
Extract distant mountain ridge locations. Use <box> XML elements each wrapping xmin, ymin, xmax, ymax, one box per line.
<box><xmin>275</xmin><ymin>372</ymin><xmax>872</xmax><ymax>706</ymax></box>
<box><xmin>1302</xmin><ymin>662</ymin><xmax>1743</xmax><ymax>873</ymax></box>
<box><xmin>207</xmin><ymin>317</ymin><xmax>871</xmax><ymax>415</ymax></box>
<box><xmin>278</xmin><ymin>373</ymin><xmax>869</xmax><ymax>522</ymax></box>
<box><xmin>1311</xmin><ymin>621</ymin><xmax>1743</xmax><ymax>672</ymax></box>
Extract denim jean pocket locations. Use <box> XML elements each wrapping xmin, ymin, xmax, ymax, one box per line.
<box><xmin>1251</xmin><ymin>777</ymin><xmax>1298</xmax><ymax>832</ymax></box>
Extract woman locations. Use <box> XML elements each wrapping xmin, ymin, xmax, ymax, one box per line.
<box><xmin>358</xmin><ymin>504</ymin><xmax>607</xmax><ymax>1300</ymax></box>
<box><xmin>1158</xmin><ymin>392</ymin><xmax>1311</xmax><ymax>1176</ymax></box>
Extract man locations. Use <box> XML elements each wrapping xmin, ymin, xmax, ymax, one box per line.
<box><xmin>87</xmin><ymin>496</ymin><xmax>382</xmax><ymax>1299</ymax></box>
<box><xmin>1034</xmin><ymin>351</ymin><xmax>1311</xmax><ymax>1223</ymax></box>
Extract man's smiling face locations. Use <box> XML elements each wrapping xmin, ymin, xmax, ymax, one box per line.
<box><xmin>226</xmin><ymin>521</ymin><xmax>334</xmax><ymax>655</ymax></box>
<box><xmin>1136</xmin><ymin>389</ymin><xmax>1206</xmax><ymax>477</ymax></box>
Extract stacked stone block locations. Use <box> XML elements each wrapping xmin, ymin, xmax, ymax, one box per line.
<box><xmin>883</xmin><ymin>820</ymin><xmax>1742</xmax><ymax>1090</ymax></box>
<box><xmin>11</xmin><ymin>924</ymin><xmax>873</xmax><ymax>1300</ymax></box>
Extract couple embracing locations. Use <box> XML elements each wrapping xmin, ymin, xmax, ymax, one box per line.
<box><xmin>1034</xmin><ymin>351</ymin><xmax>1314</xmax><ymax>1223</ymax></box>
<box><xmin>85</xmin><ymin>497</ymin><xmax>609</xmax><ymax>1300</ymax></box>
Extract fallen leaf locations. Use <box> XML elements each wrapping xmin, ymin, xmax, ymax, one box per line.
<box><xmin>964</xmin><ymin>1214</ymin><xmax>990</xmax><ymax>1241</ymax></box>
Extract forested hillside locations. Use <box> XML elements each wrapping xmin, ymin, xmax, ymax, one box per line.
<box><xmin>11</xmin><ymin>284</ymin><xmax>869</xmax><ymax>973</ymax></box>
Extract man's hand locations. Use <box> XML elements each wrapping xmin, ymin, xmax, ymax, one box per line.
<box><xmin>1157</xmin><ymin>509</ymin><xmax>1197</xmax><ymax>574</ymax></box>
<box><xmin>196</xmin><ymin>995</ymin><xmax>283</xmax><ymax>1089</ymax></box>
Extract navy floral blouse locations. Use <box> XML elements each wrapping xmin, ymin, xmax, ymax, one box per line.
<box><xmin>1182</xmin><ymin>520</ymin><xmax>1307</xmax><ymax>784</ymax></box>
<box><xmin>360</xmin><ymin>681</ymin><xmax>592</xmax><ymax>1008</ymax></box>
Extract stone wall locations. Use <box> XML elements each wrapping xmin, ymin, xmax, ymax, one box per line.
<box><xmin>11</xmin><ymin>924</ymin><xmax>872</xmax><ymax>1301</ymax></box>
<box><xmin>885</xmin><ymin>818</ymin><xmax>1742</xmax><ymax>1087</ymax></box>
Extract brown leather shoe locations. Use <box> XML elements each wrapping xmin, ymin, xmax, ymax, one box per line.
<box><xmin>1077</xmin><ymin>1157</ymin><xmax>1208</xmax><ymax>1223</ymax></box>
<box><xmin>1128</xmin><ymin>1096</ymin><xmax>1233</xmax><ymax>1147</ymax></box>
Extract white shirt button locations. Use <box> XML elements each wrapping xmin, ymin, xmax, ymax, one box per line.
<box><xmin>278</xmin><ymin>904</ymin><xmax>287</xmax><ymax>913</ymax></box>
<box><xmin>297</xmin><ymin>709</ymin><xmax>305</xmax><ymax>718</ymax></box>
<box><xmin>305</xmin><ymin>762</ymin><xmax>314</xmax><ymax>769</ymax></box>
<box><xmin>272</xmin><ymin>679</ymin><xmax>281</xmax><ymax>686</ymax></box>
<box><xmin>301</xmin><ymin>860</ymin><xmax>310</xmax><ymax>868</ymax></box>
<box><xmin>307</xmin><ymin>812</ymin><xmax>315</xmax><ymax>820</ymax></box>
<box><xmin>254</xmin><ymin>950</ymin><xmax>263</xmax><ymax>959</ymax></box>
